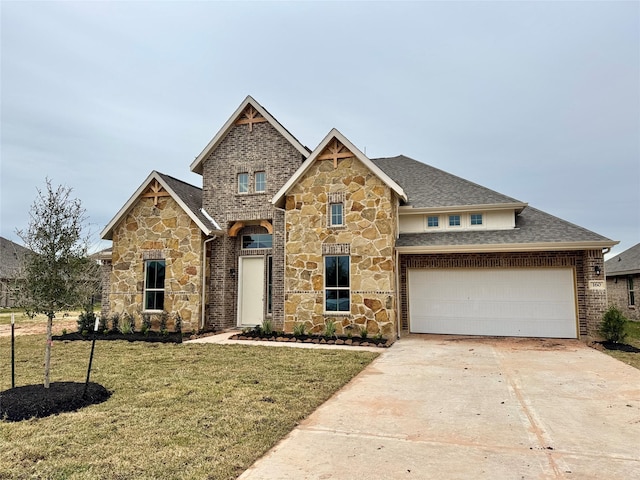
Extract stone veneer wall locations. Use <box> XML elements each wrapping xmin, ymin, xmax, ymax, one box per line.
<box><xmin>606</xmin><ymin>274</ymin><xmax>639</xmax><ymax>321</ymax></box>
<box><xmin>110</xmin><ymin>196</ymin><xmax>203</xmax><ymax>332</ymax></box>
<box><xmin>201</xmin><ymin>121</ymin><xmax>305</xmax><ymax>331</ymax></box>
<box><xmin>399</xmin><ymin>249</ymin><xmax>607</xmax><ymax>340</ymax></box>
<box><xmin>284</xmin><ymin>155</ymin><xmax>398</xmax><ymax>336</ymax></box>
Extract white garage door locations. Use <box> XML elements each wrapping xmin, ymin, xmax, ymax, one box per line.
<box><xmin>408</xmin><ymin>268</ymin><xmax>577</xmax><ymax>338</ymax></box>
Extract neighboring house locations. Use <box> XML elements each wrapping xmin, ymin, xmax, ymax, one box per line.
<box><xmin>100</xmin><ymin>96</ymin><xmax>617</xmax><ymax>339</ymax></box>
<box><xmin>605</xmin><ymin>243</ymin><xmax>640</xmax><ymax>321</ymax></box>
<box><xmin>0</xmin><ymin>237</ymin><xmax>30</xmax><ymax>308</ymax></box>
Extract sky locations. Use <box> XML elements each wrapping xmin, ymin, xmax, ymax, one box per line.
<box><xmin>1</xmin><ymin>1</ymin><xmax>638</xmax><ymax>258</ymax></box>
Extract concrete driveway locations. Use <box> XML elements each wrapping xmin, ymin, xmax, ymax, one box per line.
<box><xmin>239</xmin><ymin>335</ymin><xmax>640</xmax><ymax>479</ymax></box>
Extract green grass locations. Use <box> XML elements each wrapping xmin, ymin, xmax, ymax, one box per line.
<box><xmin>602</xmin><ymin>320</ymin><xmax>640</xmax><ymax>370</ymax></box>
<box><xmin>0</xmin><ymin>335</ymin><xmax>378</xmax><ymax>479</ymax></box>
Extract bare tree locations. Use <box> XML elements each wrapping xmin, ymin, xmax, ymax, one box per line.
<box><xmin>17</xmin><ymin>179</ymin><xmax>97</xmax><ymax>388</ymax></box>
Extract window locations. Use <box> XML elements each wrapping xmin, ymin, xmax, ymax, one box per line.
<box><xmin>427</xmin><ymin>216</ymin><xmax>439</xmax><ymax>228</ymax></box>
<box><xmin>471</xmin><ymin>214</ymin><xmax>483</xmax><ymax>226</ymax></box>
<box><xmin>629</xmin><ymin>277</ymin><xmax>635</xmax><ymax>306</ymax></box>
<box><xmin>242</xmin><ymin>234</ymin><xmax>273</xmax><ymax>249</ymax></box>
<box><xmin>144</xmin><ymin>260</ymin><xmax>165</xmax><ymax>311</ymax></box>
<box><xmin>238</xmin><ymin>173</ymin><xmax>248</xmax><ymax>193</ymax></box>
<box><xmin>330</xmin><ymin>203</ymin><xmax>344</xmax><ymax>226</ymax></box>
<box><xmin>449</xmin><ymin>215</ymin><xmax>461</xmax><ymax>227</ymax></box>
<box><xmin>325</xmin><ymin>256</ymin><xmax>350</xmax><ymax>312</ymax></box>
<box><xmin>255</xmin><ymin>171</ymin><xmax>266</xmax><ymax>192</ymax></box>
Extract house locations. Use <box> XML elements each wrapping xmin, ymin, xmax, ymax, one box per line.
<box><xmin>100</xmin><ymin>96</ymin><xmax>617</xmax><ymax>339</ymax></box>
<box><xmin>0</xmin><ymin>237</ymin><xmax>30</xmax><ymax>308</ymax></box>
<box><xmin>605</xmin><ymin>243</ymin><xmax>640</xmax><ymax>321</ymax></box>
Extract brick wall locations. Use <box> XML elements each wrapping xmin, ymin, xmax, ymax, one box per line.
<box><xmin>201</xmin><ymin>120</ymin><xmax>305</xmax><ymax>331</ymax></box>
<box><xmin>606</xmin><ymin>273</ymin><xmax>640</xmax><ymax>321</ymax></box>
<box><xmin>399</xmin><ymin>249</ymin><xmax>607</xmax><ymax>340</ymax></box>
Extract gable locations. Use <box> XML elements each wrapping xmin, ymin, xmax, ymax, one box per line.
<box><xmin>272</xmin><ymin>129</ymin><xmax>407</xmax><ymax>207</ymax></box>
<box><xmin>101</xmin><ymin>171</ymin><xmax>221</xmax><ymax>240</ymax></box>
<box><xmin>190</xmin><ymin>96</ymin><xmax>309</xmax><ymax>175</ymax></box>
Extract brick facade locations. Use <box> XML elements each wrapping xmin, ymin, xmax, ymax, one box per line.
<box><xmin>201</xmin><ymin>121</ymin><xmax>304</xmax><ymax>331</ymax></box>
<box><xmin>399</xmin><ymin>249</ymin><xmax>607</xmax><ymax>339</ymax></box>
<box><xmin>606</xmin><ymin>274</ymin><xmax>640</xmax><ymax>321</ymax></box>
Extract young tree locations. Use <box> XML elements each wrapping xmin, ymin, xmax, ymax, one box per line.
<box><xmin>17</xmin><ymin>179</ymin><xmax>98</xmax><ymax>388</ymax></box>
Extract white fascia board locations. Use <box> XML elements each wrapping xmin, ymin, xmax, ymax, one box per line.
<box><xmin>190</xmin><ymin>95</ymin><xmax>309</xmax><ymax>175</ymax></box>
<box><xmin>398</xmin><ymin>202</ymin><xmax>529</xmax><ymax>214</ymax></box>
<box><xmin>272</xmin><ymin>128</ymin><xmax>408</xmax><ymax>206</ymax></box>
<box><xmin>395</xmin><ymin>240</ymin><xmax>619</xmax><ymax>255</ymax></box>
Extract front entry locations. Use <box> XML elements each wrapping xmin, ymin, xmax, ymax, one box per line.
<box><xmin>237</xmin><ymin>256</ymin><xmax>265</xmax><ymax>327</ymax></box>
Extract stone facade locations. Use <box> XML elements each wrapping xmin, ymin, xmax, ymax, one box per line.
<box><xmin>399</xmin><ymin>250</ymin><xmax>607</xmax><ymax>339</ymax></box>
<box><xmin>109</xmin><ymin>195</ymin><xmax>204</xmax><ymax>332</ymax></box>
<box><xmin>284</xmin><ymin>152</ymin><xmax>398</xmax><ymax>336</ymax></box>
<box><xmin>201</xmin><ymin>119</ymin><xmax>304</xmax><ymax>331</ymax></box>
<box><xmin>606</xmin><ymin>274</ymin><xmax>640</xmax><ymax>321</ymax></box>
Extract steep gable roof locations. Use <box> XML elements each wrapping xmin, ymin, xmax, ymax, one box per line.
<box><xmin>0</xmin><ymin>237</ymin><xmax>31</xmax><ymax>279</ymax></box>
<box><xmin>372</xmin><ymin>155</ymin><xmax>526</xmax><ymax>210</ymax></box>
<box><xmin>101</xmin><ymin>171</ymin><xmax>222</xmax><ymax>240</ymax></box>
<box><xmin>190</xmin><ymin>95</ymin><xmax>310</xmax><ymax>175</ymax></box>
<box><xmin>605</xmin><ymin>242</ymin><xmax>640</xmax><ymax>276</ymax></box>
<box><xmin>272</xmin><ymin>129</ymin><xmax>407</xmax><ymax>206</ymax></box>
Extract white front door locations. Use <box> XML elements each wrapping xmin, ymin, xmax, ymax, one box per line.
<box><xmin>238</xmin><ymin>256</ymin><xmax>265</xmax><ymax>327</ymax></box>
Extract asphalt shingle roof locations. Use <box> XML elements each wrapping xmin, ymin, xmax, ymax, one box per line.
<box><xmin>156</xmin><ymin>173</ymin><xmax>220</xmax><ymax>232</ymax></box>
<box><xmin>372</xmin><ymin>155</ymin><xmax>522</xmax><ymax>208</ymax></box>
<box><xmin>605</xmin><ymin>243</ymin><xmax>640</xmax><ymax>276</ymax></box>
<box><xmin>0</xmin><ymin>237</ymin><xmax>31</xmax><ymax>279</ymax></box>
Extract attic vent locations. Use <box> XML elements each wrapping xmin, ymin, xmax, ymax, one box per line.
<box><xmin>142</xmin><ymin>180</ymin><xmax>170</xmax><ymax>206</ymax></box>
<box><xmin>235</xmin><ymin>105</ymin><xmax>267</xmax><ymax>132</ymax></box>
<box><xmin>318</xmin><ymin>138</ymin><xmax>354</xmax><ymax>168</ymax></box>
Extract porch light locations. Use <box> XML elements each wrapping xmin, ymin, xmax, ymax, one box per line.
<box><xmin>594</xmin><ymin>266</ymin><xmax>601</xmax><ymax>276</ymax></box>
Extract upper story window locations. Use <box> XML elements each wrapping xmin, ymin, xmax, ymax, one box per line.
<box><xmin>427</xmin><ymin>216</ymin><xmax>439</xmax><ymax>228</ymax></box>
<box><xmin>238</xmin><ymin>173</ymin><xmax>249</xmax><ymax>194</ymax></box>
<box><xmin>449</xmin><ymin>215</ymin><xmax>461</xmax><ymax>227</ymax></box>
<box><xmin>255</xmin><ymin>171</ymin><xmax>266</xmax><ymax>193</ymax></box>
<box><xmin>242</xmin><ymin>234</ymin><xmax>273</xmax><ymax>249</ymax></box>
<box><xmin>330</xmin><ymin>203</ymin><xmax>344</xmax><ymax>227</ymax></box>
<box><xmin>470</xmin><ymin>214</ymin><xmax>483</xmax><ymax>226</ymax></box>
<box><xmin>629</xmin><ymin>277</ymin><xmax>635</xmax><ymax>306</ymax></box>
<box><xmin>144</xmin><ymin>260</ymin><xmax>165</xmax><ymax>311</ymax></box>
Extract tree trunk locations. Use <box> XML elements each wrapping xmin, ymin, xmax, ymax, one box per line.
<box><xmin>44</xmin><ymin>315</ymin><xmax>53</xmax><ymax>388</ymax></box>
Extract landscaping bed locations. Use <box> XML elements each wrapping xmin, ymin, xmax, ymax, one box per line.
<box><xmin>230</xmin><ymin>330</ymin><xmax>393</xmax><ymax>348</ymax></box>
<box><xmin>53</xmin><ymin>330</ymin><xmax>182</xmax><ymax>343</ymax></box>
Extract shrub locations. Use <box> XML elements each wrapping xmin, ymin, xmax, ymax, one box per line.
<box><xmin>119</xmin><ymin>313</ymin><xmax>134</xmax><ymax>334</ymax></box>
<box><xmin>261</xmin><ymin>319</ymin><xmax>273</xmax><ymax>336</ymax></box>
<box><xmin>160</xmin><ymin>311</ymin><xmax>169</xmax><ymax>332</ymax></box>
<box><xmin>174</xmin><ymin>312</ymin><xmax>182</xmax><ymax>333</ymax></box>
<box><xmin>142</xmin><ymin>313</ymin><xmax>152</xmax><ymax>332</ymax></box>
<box><xmin>359</xmin><ymin>326</ymin><xmax>368</xmax><ymax>339</ymax></box>
<box><xmin>324</xmin><ymin>320</ymin><xmax>337</xmax><ymax>338</ymax></box>
<box><xmin>110</xmin><ymin>313</ymin><xmax>120</xmax><ymax>332</ymax></box>
<box><xmin>77</xmin><ymin>304</ymin><xmax>96</xmax><ymax>333</ymax></box>
<box><xmin>293</xmin><ymin>323</ymin><xmax>307</xmax><ymax>337</ymax></box>
<box><xmin>599</xmin><ymin>306</ymin><xmax>628</xmax><ymax>343</ymax></box>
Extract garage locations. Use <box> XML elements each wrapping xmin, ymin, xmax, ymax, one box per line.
<box><xmin>408</xmin><ymin>268</ymin><xmax>577</xmax><ymax>338</ymax></box>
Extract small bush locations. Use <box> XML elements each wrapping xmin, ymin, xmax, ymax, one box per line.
<box><xmin>160</xmin><ymin>311</ymin><xmax>169</xmax><ymax>332</ymax></box>
<box><xmin>119</xmin><ymin>313</ymin><xmax>134</xmax><ymax>334</ymax></box>
<box><xmin>293</xmin><ymin>323</ymin><xmax>307</xmax><ymax>337</ymax></box>
<box><xmin>599</xmin><ymin>306</ymin><xmax>628</xmax><ymax>343</ymax></box>
<box><xmin>359</xmin><ymin>326</ymin><xmax>368</xmax><ymax>339</ymax></box>
<box><xmin>324</xmin><ymin>320</ymin><xmax>337</xmax><ymax>338</ymax></box>
<box><xmin>142</xmin><ymin>313</ymin><xmax>152</xmax><ymax>332</ymax></box>
<box><xmin>77</xmin><ymin>305</ymin><xmax>96</xmax><ymax>333</ymax></box>
<box><xmin>174</xmin><ymin>312</ymin><xmax>182</xmax><ymax>333</ymax></box>
<box><xmin>261</xmin><ymin>319</ymin><xmax>273</xmax><ymax>336</ymax></box>
<box><xmin>110</xmin><ymin>313</ymin><xmax>120</xmax><ymax>332</ymax></box>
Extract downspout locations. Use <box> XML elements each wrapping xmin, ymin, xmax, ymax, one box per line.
<box><xmin>201</xmin><ymin>236</ymin><xmax>216</xmax><ymax>331</ymax></box>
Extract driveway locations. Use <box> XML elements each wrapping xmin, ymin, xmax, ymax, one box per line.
<box><xmin>239</xmin><ymin>335</ymin><xmax>640</xmax><ymax>479</ymax></box>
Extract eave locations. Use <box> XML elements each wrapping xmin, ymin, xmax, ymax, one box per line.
<box><xmin>395</xmin><ymin>240</ymin><xmax>619</xmax><ymax>255</ymax></box>
<box><xmin>398</xmin><ymin>202</ymin><xmax>528</xmax><ymax>215</ymax></box>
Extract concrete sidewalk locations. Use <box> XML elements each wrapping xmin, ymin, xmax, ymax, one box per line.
<box><xmin>238</xmin><ymin>335</ymin><xmax>640</xmax><ymax>479</ymax></box>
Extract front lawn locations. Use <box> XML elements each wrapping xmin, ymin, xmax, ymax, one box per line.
<box><xmin>0</xmin><ymin>335</ymin><xmax>378</xmax><ymax>479</ymax></box>
<box><xmin>601</xmin><ymin>320</ymin><xmax>640</xmax><ymax>370</ymax></box>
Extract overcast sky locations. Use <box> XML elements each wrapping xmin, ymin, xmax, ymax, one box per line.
<box><xmin>1</xmin><ymin>1</ymin><xmax>638</xmax><ymax>257</ymax></box>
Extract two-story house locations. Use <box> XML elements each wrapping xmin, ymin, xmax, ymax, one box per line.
<box><xmin>100</xmin><ymin>96</ymin><xmax>617</xmax><ymax>340</ymax></box>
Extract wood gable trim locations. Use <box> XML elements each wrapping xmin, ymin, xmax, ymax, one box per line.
<box><xmin>190</xmin><ymin>96</ymin><xmax>309</xmax><ymax>175</ymax></box>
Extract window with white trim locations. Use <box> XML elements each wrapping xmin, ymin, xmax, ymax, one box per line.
<box><xmin>427</xmin><ymin>216</ymin><xmax>439</xmax><ymax>228</ymax></box>
<box><xmin>144</xmin><ymin>260</ymin><xmax>165</xmax><ymax>311</ymax></box>
<box><xmin>325</xmin><ymin>256</ymin><xmax>350</xmax><ymax>312</ymax></box>
<box><xmin>449</xmin><ymin>215</ymin><xmax>461</xmax><ymax>227</ymax></box>
<box><xmin>629</xmin><ymin>277</ymin><xmax>635</xmax><ymax>306</ymax></box>
<box><xmin>242</xmin><ymin>234</ymin><xmax>273</xmax><ymax>249</ymax></box>
<box><xmin>238</xmin><ymin>173</ymin><xmax>249</xmax><ymax>193</ymax></box>
<box><xmin>330</xmin><ymin>203</ymin><xmax>344</xmax><ymax>227</ymax></box>
<box><xmin>470</xmin><ymin>213</ymin><xmax>483</xmax><ymax>226</ymax></box>
<box><xmin>255</xmin><ymin>171</ymin><xmax>266</xmax><ymax>193</ymax></box>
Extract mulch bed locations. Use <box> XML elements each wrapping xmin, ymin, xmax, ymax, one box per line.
<box><xmin>0</xmin><ymin>382</ymin><xmax>111</xmax><ymax>422</ymax></box>
<box><xmin>53</xmin><ymin>331</ymin><xmax>182</xmax><ymax>343</ymax></box>
<box><xmin>230</xmin><ymin>331</ymin><xmax>392</xmax><ymax>348</ymax></box>
<box><xmin>592</xmin><ymin>341</ymin><xmax>640</xmax><ymax>353</ymax></box>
